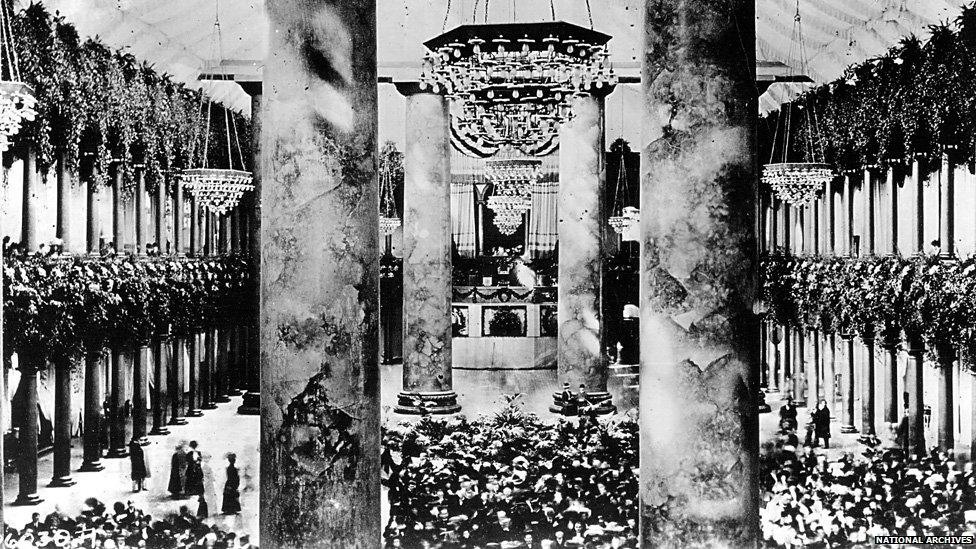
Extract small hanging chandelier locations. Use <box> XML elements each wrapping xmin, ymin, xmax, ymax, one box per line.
<box><xmin>379</xmin><ymin>142</ymin><xmax>402</xmax><ymax>236</ymax></box>
<box><xmin>486</xmin><ymin>154</ymin><xmax>540</xmax><ymax>235</ymax></box>
<box><xmin>181</xmin><ymin>5</ymin><xmax>253</xmax><ymax>215</ymax></box>
<box><xmin>0</xmin><ymin>1</ymin><xmax>36</xmax><ymax>152</ymax></box>
<box><xmin>608</xmin><ymin>144</ymin><xmax>636</xmax><ymax>234</ymax></box>
<box><xmin>762</xmin><ymin>1</ymin><xmax>834</xmax><ymax>205</ymax></box>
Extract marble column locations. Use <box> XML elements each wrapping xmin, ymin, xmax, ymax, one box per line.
<box><xmin>87</xmin><ymin>170</ymin><xmax>101</xmax><ymax>254</ymax></box>
<box><xmin>204</xmin><ymin>212</ymin><xmax>214</xmax><ymax>256</ymax></box>
<box><xmin>14</xmin><ymin>356</ymin><xmax>42</xmax><ymax>505</ymax></box>
<box><xmin>840</xmin><ymin>175</ymin><xmax>852</xmax><ymax>256</ymax></box>
<box><xmin>21</xmin><ymin>147</ymin><xmax>38</xmax><ymax>252</ymax></box>
<box><xmin>106</xmin><ymin>349</ymin><xmax>128</xmax><ymax>457</ymax></box>
<box><xmin>806</xmin><ymin>330</ymin><xmax>819</xmax><ymax>409</ymax></box>
<box><xmin>49</xmin><ymin>361</ymin><xmax>76</xmax><ymax>487</ymax></box>
<box><xmin>149</xmin><ymin>339</ymin><xmax>170</xmax><ymax>436</ymax></box>
<box><xmin>864</xmin><ymin>169</ymin><xmax>875</xmax><ymax>256</ymax></box>
<box><xmin>888</xmin><ymin>166</ymin><xmax>898</xmax><ymax>255</ymax></box>
<box><xmin>112</xmin><ymin>162</ymin><xmax>124</xmax><ymax>253</ymax></box>
<box><xmin>238</xmin><ymin>83</ymin><xmax>262</xmax><ymax>416</ymax></box>
<box><xmin>130</xmin><ymin>346</ymin><xmax>149</xmax><ymax>445</ymax></box>
<box><xmin>392</xmin><ymin>84</ymin><xmax>458</xmax><ymax>415</ymax></box>
<box><xmin>860</xmin><ymin>333</ymin><xmax>877</xmax><ymax>438</ymax></box>
<box><xmin>201</xmin><ymin>330</ymin><xmax>217</xmax><ymax>410</ymax></box>
<box><xmin>939</xmin><ymin>153</ymin><xmax>955</xmax><ymax>258</ymax></box>
<box><xmin>792</xmin><ymin>328</ymin><xmax>804</xmax><ymax>404</ymax></box>
<box><xmin>936</xmin><ymin>343</ymin><xmax>955</xmax><ymax>452</ymax></box>
<box><xmin>80</xmin><ymin>352</ymin><xmax>105</xmax><ymax>472</ymax></box>
<box><xmin>155</xmin><ymin>169</ymin><xmax>167</xmax><ymax>253</ymax></box>
<box><xmin>913</xmin><ymin>159</ymin><xmax>924</xmax><ymax>254</ymax></box>
<box><xmin>780</xmin><ymin>325</ymin><xmax>791</xmax><ymax>400</ymax></box>
<box><xmin>840</xmin><ymin>335</ymin><xmax>858</xmax><ymax>433</ymax></box>
<box><xmin>906</xmin><ymin>335</ymin><xmax>925</xmax><ymax>455</ymax></box>
<box><xmin>261</xmin><ymin>1</ymin><xmax>380</xmax><ymax>545</ymax></box>
<box><xmin>135</xmin><ymin>166</ymin><xmax>147</xmax><ymax>255</ymax></box>
<box><xmin>826</xmin><ymin>333</ymin><xmax>837</xmax><ymax>416</ymax></box>
<box><xmin>215</xmin><ymin>329</ymin><xmax>231</xmax><ymax>403</ymax></box>
<box><xmin>881</xmin><ymin>331</ymin><xmax>899</xmax><ymax>424</ymax></box>
<box><xmin>189</xmin><ymin>194</ymin><xmax>200</xmax><ymax>256</ymax></box>
<box><xmin>174</xmin><ymin>177</ymin><xmax>184</xmax><ymax>255</ymax></box>
<box><xmin>56</xmin><ymin>153</ymin><xmax>78</xmax><ymax>254</ymax></box>
<box><xmin>186</xmin><ymin>335</ymin><xmax>203</xmax><ymax>417</ymax></box>
<box><xmin>639</xmin><ymin>0</ymin><xmax>758</xmax><ymax>544</ymax></box>
<box><xmin>554</xmin><ymin>91</ymin><xmax>614</xmax><ymax>415</ymax></box>
<box><xmin>168</xmin><ymin>339</ymin><xmax>187</xmax><ymax>425</ymax></box>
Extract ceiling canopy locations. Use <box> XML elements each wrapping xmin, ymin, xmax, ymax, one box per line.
<box><xmin>28</xmin><ymin>0</ymin><xmax>968</xmax><ymax>115</ymax></box>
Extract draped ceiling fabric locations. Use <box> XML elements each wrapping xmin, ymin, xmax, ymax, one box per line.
<box><xmin>32</xmin><ymin>0</ymin><xmax>966</xmax><ymax>118</ymax></box>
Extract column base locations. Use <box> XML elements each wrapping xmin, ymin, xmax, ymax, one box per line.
<box><xmin>48</xmin><ymin>475</ymin><xmax>76</xmax><ymax>488</ymax></box>
<box><xmin>130</xmin><ymin>436</ymin><xmax>150</xmax><ymax>447</ymax></box>
<box><xmin>549</xmin><ymin>391</ymin><xmax>616</xmax><ymax>416</ymax></box>
<box><xmin>79</xmin><ymin>460</ymin><xmax>104</xmax><ymax>472</ymax></box>
<box><xmin>13</xmin><ymin>493</ymin><xmax>43</xmax><ymax>506</ymax></box>
<box><xmin>395</xmin><ymin>391</ymin><xmax>461</xmax><ymax>415</ymax></box>
<box><xmin>201</xmin><ymin>403</ymin><xmax>218</xmax><ymax>410</ymax></box>
<box><xmin>237</xmin><ymin>392</ymin><xmax>260</xmax><ymax>415</ymax></box>
<box><xmin>215</xmin><ymin>396</ymin><xmax>232</xmax><ymax>403</ymax></box>
<box><xmin>187</xmin><ymin>409</ymin><xmax>204</xmax><ymax>417</ymax></box>
<box><xmin>168</xmin><ymin>417</ymin><xmax>188</xmax><ymax>426</ymax></box>
<box><xmin>149</xmin><ymin>426</ymin><xmax>171</xmax><ymax>436</ymax></box>
<box><xmin>840</xmin><ymin>424</ymin><xmax>858</xmax><ymax>434</ymax></box>
<box><xmin>105</xmin><ymin>447</ymin><xmax>129</xmax><ymax>458</ymax></box>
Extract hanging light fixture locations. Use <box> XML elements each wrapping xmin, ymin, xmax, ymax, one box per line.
<box><xmin>0</xmin><ymin>0</ymin><xmax>36</xmax><ymax>152</ymax></box>
<box><xmin>762</xmin><ymin>1</ymin><xmax>834</xmax><ymax>205</ymax></box>
<box><xmin>181</xmin><ymin>3</ymin><xmax>253</xmax><ymax>215</ymax></box>
<box><xmin>485</xmin><ymin>153</ymin><xmax>541</xmax><ymax>235</ymax></box>
<box><xmin>608</xmin><ymin>145</ymin><xmax>635</xmax><ymax>234</ymax></box>
<box><xmin>379</xmin><ymin>143</ymin><xmax>402</xmax><ymax>236</ymax></box>
<box><xmin>420</xmin><ymin>4</ymin><xmax>616</xmax><ymax>150</ymax></box>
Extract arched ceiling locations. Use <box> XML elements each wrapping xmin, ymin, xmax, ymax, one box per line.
<box><xmin>27</xmin><ymin>0</ymin><xmax>968</xmax><ymax>116</ymax></box>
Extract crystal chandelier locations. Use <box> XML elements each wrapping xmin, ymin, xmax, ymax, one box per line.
<box><xmin>608</xmin><ymin>144</ymin><xmax>636</xmax><ymax>234</ymax></box>
<box><xmin>486</xmin><ymin>155</ymin><xmax>541</xmax><ymax>235</ymax></box>
<box><xmin>421</xmin><ymin>21</ymin><xmax>616</xmax><ymax>148</ymax></box>
<box><xmin>182</xmin><ymin>9</ymin><xmax>253</xmax><ymax>215</ymax></box>
<box><xmin>379</xmin><ymin>143</ymin><xmax>402</xmax><ymax>236</ymax></box>
<box><xmin>762</xmin><ymin>2</ymin><xmax>834</xmax><ymax>205</ymax></box>
<box><xmin>0</xmin><ymin>1</ymin><xmax>36</xmax><ymax>152</ymax></box>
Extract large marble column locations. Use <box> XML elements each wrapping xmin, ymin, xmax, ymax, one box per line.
<box><xmin>112</xmin><ymin>162</ymin><xmax>124</xmax><ymax>253</ymax></box>
<box><xmin>168</xmin><ymin>339</ymin><xmax>187</xmax><ymax>425</ymax></box>
<box><xmin>392</xmin><ymin>84</ymin><xmax>458</xmax><ymax>415</ymax></box>
<box><xmin>49</xmin><ymin>361</ymin><xmax>76</xmax><ymax>487</ymax></box>
<box><xmin>906</xmin><ymin>335</ymin><xmax>925</xmax><ymax>455</ymax></box>
<box><xmin>106</xmin><ymin>349</ymin><xmax>128</xmax><ymax>457</ymax></box>
<box><xmin>56</xmin><ymin>153</ymin><xmax>79</xmax><ymax>254</ymax></box>
<box><xmin>14</xmin><ymin>357</ymin><xmax>42</xmax><ymax>505</ymax></box>
<box><xmin>806</xmin><ymin>330</ymin><xmax>819</xmax><ymax>409</ymax></box>
<box><xmin>238</xmin><ymin>83</ymin><xmax>262</xmax><ymax>416</ymax></box>
<box><xmin>936</xmin><ymin>343</ymin><xmax>955</xmax><ymax>452</ymax></box>
<box><xmin>840</xmin><ymin>335</ymin><xmax>858</xmax><ymax>433</ymax></box>
<box><xmin>130</xmin><ymin>346</ymin><xmax>149</xmax><ymax>445</ymax></box>
<box><xmin>554</xmin><ymin>91</ymin><xmax>614</xmax><ymax>415</ymax></box>
<box><xmin>86</xmin><ymin>169</ymin><xmax>101</xmax><ymax>254</ymax></box>
<box><xmin>860</xmin><ymin>333</ymin><xmax>877</xmax><ymax>438</ymax></box>
<box><xmin>174</xmin><ymin>177</ymin><xmax>185</xmax><ymax>254</ymax></box>
<box><xmin>155</xmin><ymin>169</ymin><xmax>167</xmax><ymax>253</ymax></box>
<box><xmin>21</xmin><ymin>148</ymin><xmax>38</xmax><ymax>252</ymax></box>
<box><xmin>79</xmin><ymin>352</ymin><xmax>105</xmax><ymax>472</ymax></box>
<box><xmin>261</xmin><ymin>2</ymin><xmax>381</xmax><ymax>545</ymax></box>
<box><xmin>939</xmin><ymin>153</ymin><xmax>955</xmax><ymax>258</ymax></box>
<box><xmin>780</xmin><ymin>325</ymin><xmax>791</xmax><ymax>399</ymax></box>
<box><xmin>792</xmin><ymin>328</ymin><xmax>804</xmax><ymax>404</ymax></box>
<box><xmin>913</xmin><ymin>159</ymin><xmax>924</xmax><ymax>254</ymax></box>
<box><xmin>881</xmin><ymin>330</ymin><xmax>899</xmax><ymax>424</ymax></box>
<box><xmin>149</xmin><ymin>340</ymin><xmax>170</xmax><ymax>436</ymax></box>
<box><xmin>639</xmin><ymin>0</ymin><xmax>758</xmax><ymax>544</ymax></box>
<box><xmin>186</xmin><ymin>335</ymin><xmax>203</xmax><ymax>418</ymax></box>
<box><xmin>135</xmin><ymin>166</ymin><xmax>147</xmax><ymax>255</ymax></box>
<box><xmin>189</xmin><ymin>194</ymin><xmax>200</xmax><ymax>256</ymax></box>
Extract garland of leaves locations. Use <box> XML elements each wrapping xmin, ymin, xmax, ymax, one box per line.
<box><xmin>9</xmin><ymin>2</ymin><xmax>251</xmax><ymax>196</ymax></box>
<box><xmin>3</xmin><ymin>255</ymin><xmax>250</xmax><ymax>367</ymax></box>
<box><xmin>762</xmin><ymin>2</ymin><xmax>976</xmax><ymax>172</ymax></box>
<box><xmin>760</xmin><ymin>253</ymin><xmax>976</xmax><ymax>359</ymax></box>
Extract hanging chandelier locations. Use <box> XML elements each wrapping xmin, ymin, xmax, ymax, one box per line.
<box><xmin>421</xmin><ymin>20</ymin><xmax>616</xmax><ymax>148</ymax></box>
<box><xmin>0</xmin><ymin>1</ymin><xmax>36</xmax><ymax>152</ymax></box>
<box><xmin>486</xmin><ymin>155</ymin><xmax>541</xmax><ymax>235</ymax></box>
<box><xmin>182</xmin><ymin>6</ymin><xmax>253</xmax><ymax>215</ymax></box>
<box><xmin>379</xmin><ymin>143</ymin><xmax>402</xmax><ymax>236</ymax></box>
<box><xmin>608</xmin><ymin>144</ymin><xmax>636</xmax><ymax>234</ymax></box>
<box><xmin>762</xmin><ymin>1</ymin><xmax>834</xmax><ymax>205</ymax></box>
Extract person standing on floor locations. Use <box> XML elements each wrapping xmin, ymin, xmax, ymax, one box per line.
<box><xmin>197</xmin><ymin>493</ymin><xmax>209</xmax><ymax>519</ymax></box>
<box><xmin>222</xmin><ymin>453</ymin><xmax>242</xmax><ymax>515</ymax></box>
<box><xmin>185</xmin><ymin>440</ymin><xmax>205</xmax><ymax>496</ymax></box>
<box><xmin>128</xmin><ymin>439</ymin><xmax>150</xmax><ymax>492</ymax></box>
<box><xmin>169</xmin><ymin>443</ymin><xmax>187</xmax><ymax>498</ymax></box>
<box><xmin>811</xmin><ymin>399</ymin><xmax>832</xmax><ymax>448</ymax></box>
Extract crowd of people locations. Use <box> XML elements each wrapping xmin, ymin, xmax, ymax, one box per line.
<box><xmin>761</xmin><ymin>411</ymin><xmax>976</xmax><ymax>546</ymax></box>
<box><xmin>3</xmin><ymin>500</ymin><xmax>255</xmax><ymax>548</ymax></box>
<box><xmin>382</xmin><ymin>400</ymin><xmax>639</xmax><ymax>548</ymax></box>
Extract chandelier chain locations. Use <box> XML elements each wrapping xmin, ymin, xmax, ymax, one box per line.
<box><xmin>585</xmin><ymin>0</ymin><xmax>594</xmax><ymax>28</ymax></box>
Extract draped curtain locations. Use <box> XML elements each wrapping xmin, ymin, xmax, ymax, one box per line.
<box><xmin>451</xmin><ymin>182</ymin><xmax>477</xmax><ymax>257</ymax></box>
<box><xmin>528</xmin><ymin>154</ymin><xmax>559</xmax><ymax>259</ymax></box>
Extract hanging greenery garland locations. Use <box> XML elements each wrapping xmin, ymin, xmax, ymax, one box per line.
<box><xmin>762</xmin><ymin>3</ymin><xmax>976</xmax><ymax>172</ymax></box>
<box><xmin>7</xmin><ymin>2</ymin><xmax>251</xmax><ymax>198</ymax></box>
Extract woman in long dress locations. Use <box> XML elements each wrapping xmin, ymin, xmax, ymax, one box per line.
<box><xmin>128</xmin><ymin>440</ymin><xmax>150</xmax><ymax>492</ymax></box>
<box><xmin>185</xmin><ymin>440</ymin><xmax>205</xmax><ymax>496</ymax></box>
<box><xmin>222</xmin><ymin>453</ymin><xmax>242</xmax><ymax>515</ymax></box>
<box><xmin>812</xmin><ymin>399</ymin><xmax>832</xmax><ymax>448</ymax></box>
<box><xmin>168</xmin><ymin>444</ymin><xmax>187</xmax><ymax>498</ymax></box>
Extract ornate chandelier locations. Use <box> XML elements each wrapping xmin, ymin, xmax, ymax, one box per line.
<box><xmin>608</xmin><ymin>144</ymin><xmax>636</xmax><ymax>234</ymax></box>
<box><xmin>183</xmin><ymin>10</ymin><xmax>253</xmax><ymax>215</ymax></box>
<box><xmin>421</xmin><ymin>21</ymin><xmax>616</xmax><ymax>148</ymax></box>
<box><xmin>762</xmin><ymin>2</ymin><xmax>834</xmax><ymax>205</ymax></box>
<box><xmin>486</xmin><ymin>155</ymin><xmax>541</xmax><ymax>235</ymax></box>
<box><xmin>0</xmin><ymin>1</ymin><xmax>36</xmax><ymax>152</ymax></box>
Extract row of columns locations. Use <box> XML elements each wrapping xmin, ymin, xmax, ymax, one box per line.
<box><xmin>764</xmin><ymin>157</ymin><xmax>956</xmax><ymax>259</ymax></box>
<box><xmin>763</xmin><ymin>324</ymin><xmax>971</xmax><ymax>459</ymax></box>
